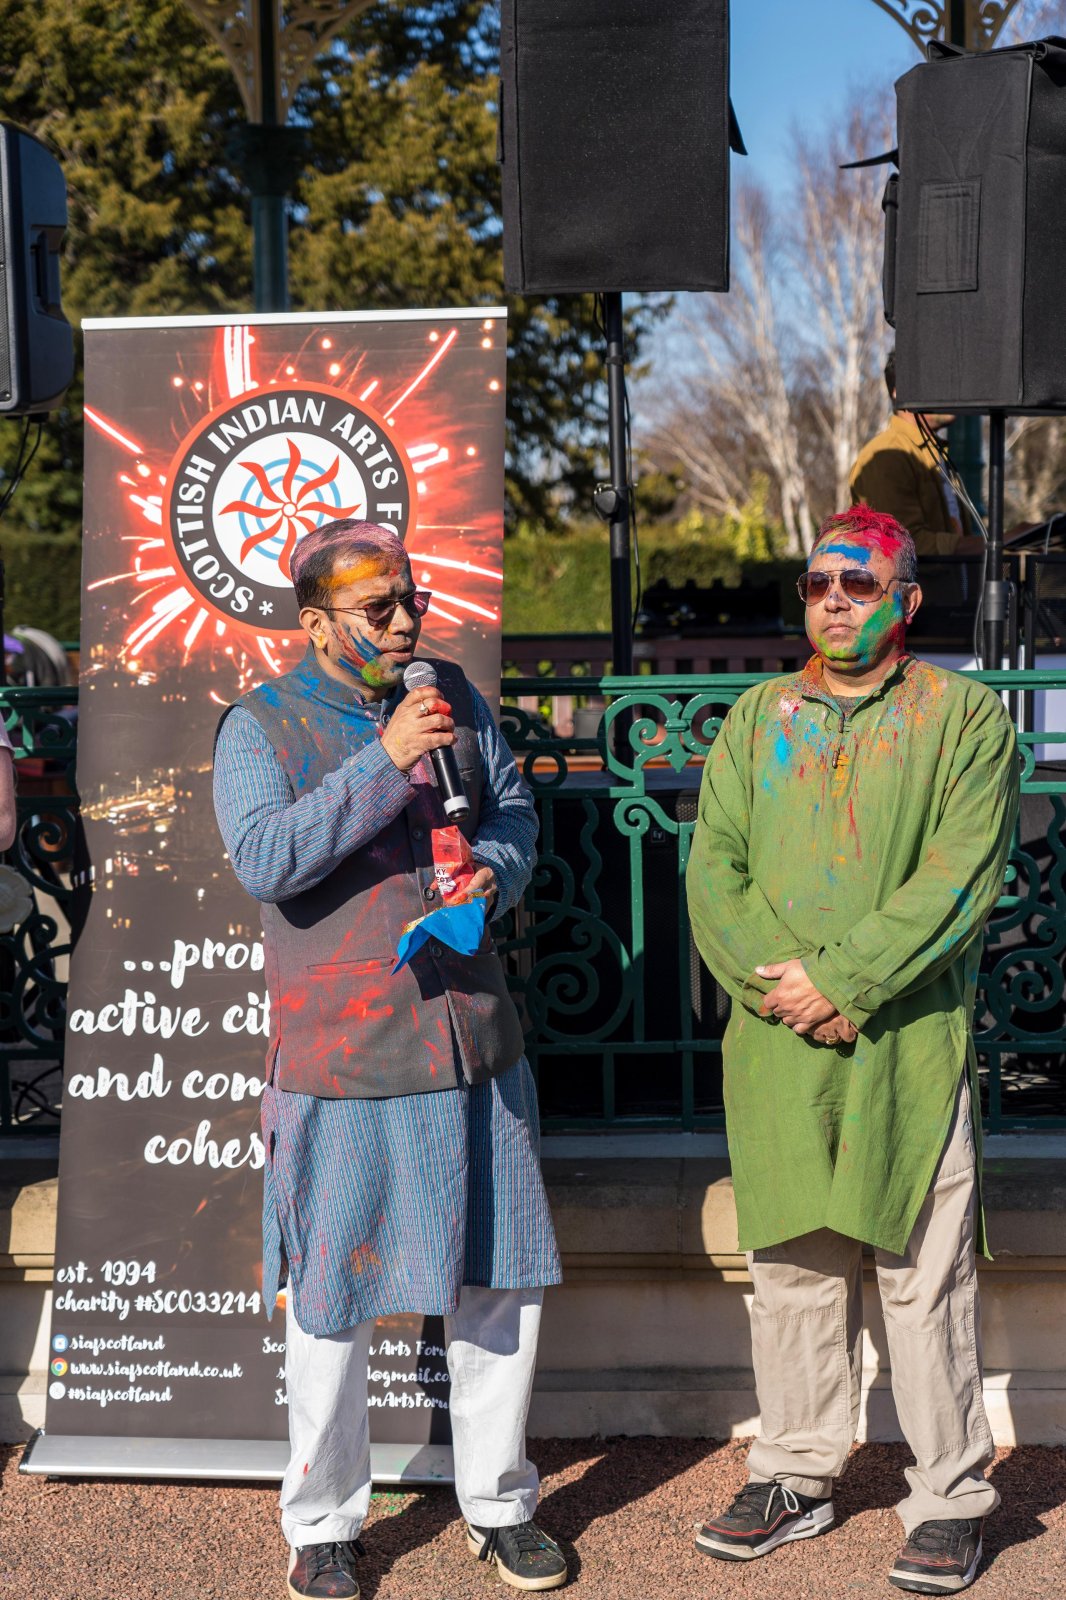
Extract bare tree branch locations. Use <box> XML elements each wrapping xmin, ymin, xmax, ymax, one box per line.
<box><xmin>646</xmin><ymin>92</ymin><xmax>893</xmax><ymax>556</ymax></box>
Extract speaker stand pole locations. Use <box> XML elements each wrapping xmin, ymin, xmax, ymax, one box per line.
<box><xmin>604</xmin><ymin>292</ymin><xmax>634</xmax><ymax>678</ymax></box>
<box><xmin>983</xmin><ymin>410</ymin><xmax>1009</xmax><ymax>670</ymax></box>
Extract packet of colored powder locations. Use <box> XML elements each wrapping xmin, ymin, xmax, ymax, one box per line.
<box><xmin>390</xmin><ymin>826</ymin><xmax>485</xmax><ymax>973</ymax></box>
<box><xmin>432</xmin><ymin>824</ymin><xmax>477</xmax><ymax>900</ymax></box>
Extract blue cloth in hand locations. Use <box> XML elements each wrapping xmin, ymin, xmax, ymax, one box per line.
<box><xmin>392</xmin><ymin>896</ymin><xmax>488</xmax><ymax>974</ymax></box>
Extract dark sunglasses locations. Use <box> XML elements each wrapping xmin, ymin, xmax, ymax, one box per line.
<box><xmin>797</xmin><ymin>569</ymin><xmax>907</xmax><ymax>606</ymax></box>
<box><xmin>324</xmin><ymin>589</ymin><xmax>431</xmax><ymax>628</ymax></box>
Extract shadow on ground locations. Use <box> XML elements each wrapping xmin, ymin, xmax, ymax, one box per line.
<box><xmin>4</xmin><ymin>1437</ymin><xmax>1065</xmax><ymax>1600</ymax></box>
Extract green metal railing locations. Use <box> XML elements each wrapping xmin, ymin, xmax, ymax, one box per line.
<box><xmin>0</xmin><ymin>673</ymin><xmax>1063</xmax><ymax>1136</ymax></box>
<box><xmin>498</xmin><ymin>672</ymin><xmax>1066</xmax><ymax>1134</ymax></box>
<box><xmin>0</xmin><ymin>687</ymin><xmax>78</xmax><ymax>1134</ymax></box>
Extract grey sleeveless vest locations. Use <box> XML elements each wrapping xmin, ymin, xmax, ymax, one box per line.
<box><xmin>225</xmin><ymin>648</ymin><xmax>526</xmax><ymax>1099</ymax></box>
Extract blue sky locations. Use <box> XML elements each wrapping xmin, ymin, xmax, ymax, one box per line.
<box><xmin>636</xmin><ymin>3</ymin><xmax>1055</xmax><ymax>390</ymax></box>
<box><xmin>636</xmin><ymin>0</ymin><xmax>924</xmax><ymax>389</ymax></box>
<box><xmin>729</xmin><ymin>0</ymin><xmax>919</xmax><ymax>193</ymax></box>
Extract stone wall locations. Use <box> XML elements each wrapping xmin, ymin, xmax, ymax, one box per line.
<box><xmin>4</xmin><ymin>1142</ymin><xmax>1066</xmax><ymax>1446</ymax></box>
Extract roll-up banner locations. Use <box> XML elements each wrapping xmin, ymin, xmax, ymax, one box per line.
<box><xmin>26</xmin><ymin>309</ymin><xmax>507</xmax><ymax>1480</ymax></box>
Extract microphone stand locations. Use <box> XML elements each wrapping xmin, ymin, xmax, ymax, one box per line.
<box><xmin>597</xmin><ymin>292</ymin><xmax>633</xmax><ymax>678</ymax></box>
<box><xmin>983</xmin><ymin>411</ymin><xmax>1009</xmax><ymax>670</ymax></box>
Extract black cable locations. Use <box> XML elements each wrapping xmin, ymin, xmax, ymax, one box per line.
<box><xmin>624</xmin><ymin>372</ymin><xmax>641</xmax><ymax>635</ymax></box>
<box><xmin>0</xmin><ymin>416</ymin><xmax>35</xmax><ymax>521</ymax></box>
<box><xmin>914</xmin><ymin>413</ymin><xmax>987</xmax><ymax>540</ymax></box>
<box><xmin>913</xmin><ymin>413</ymin><xmax>990</xmax><ymax>665</ymax></box>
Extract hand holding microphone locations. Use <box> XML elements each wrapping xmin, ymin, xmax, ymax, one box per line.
<box><xmin>381</xmin><ymin>661</ymin><xmax>470</xmax><ymax>820</ymax></box>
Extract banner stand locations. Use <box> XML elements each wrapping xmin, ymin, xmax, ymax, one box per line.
<box><xmin>38</xmin><ymin>308</ymin><xmax>507</xmax><ymax>1481</ymax></box>
<box><xmin>21</xmin><ymin>1431</ymin><xmax>454</xmax><ymax>1486</ymax></box>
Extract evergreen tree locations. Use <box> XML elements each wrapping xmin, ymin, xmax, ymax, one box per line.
<box><xmin>0</xmin><ymin>0</ymin><xmax>662</xmax><ymax>553</ymax></box>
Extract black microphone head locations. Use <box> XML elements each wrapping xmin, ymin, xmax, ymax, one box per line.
<box><xmin>402</xmin><ymin>660</ymin><xmax>437</xmax><ymax>693</ymax></box>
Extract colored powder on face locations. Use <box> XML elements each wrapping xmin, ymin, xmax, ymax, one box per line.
<box><xmin>812</xmin><ymin>541</ymin><xmax>873</xmax><ymax>566</ymax></box>
<box><xmin>333</xmin><ymin>617</ymin><xmax>395</xmax><ymax>688</ymax></box>
<box><xmin>813</xmin><ymin>510</ymin><xmax>911</xmax><ymax>569</ymax></box>
<box><xmin>327</xmin><ymin>557</ymin><xmax>404</xmax><ymax>593</ymax></box>
<box><xmin>812</xmin><ymin>585</ymin><xmax>906</xmax><ymax>667</ymax></box>
<box><xmin>325</xmin><ymin>555</ymin><xmax>414</xmax><ymax>687</ymax></box>
<box><xmin>854</xmin><ymin>525</ymin><xmax>909</xmax><ymax>563</ymax></box>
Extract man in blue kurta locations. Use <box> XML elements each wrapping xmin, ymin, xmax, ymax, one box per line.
<box><xmin>213</xmin><ymin>519</ymin><xmax>566</xmax><ymax>1599</ymax></box>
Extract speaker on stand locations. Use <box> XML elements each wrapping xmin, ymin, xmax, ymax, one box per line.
<box><xmin>498</xmin><ymin>0</ymin><xmax>743</xmax><ymax>679</ymax></box>
<box><xmin>0</xmin><ymin>121</ymin><xmax>74</xmax><ymax>681</ymax></box>
<box><xmin>881</xmin><ymin>36</ymin><xmax>1066</xmax><ymax>669</ymax></box>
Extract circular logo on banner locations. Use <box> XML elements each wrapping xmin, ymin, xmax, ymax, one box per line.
<box><xmin>162</xmin><ymin>385</ymin><xmax>416</xmax><ymax>633</ymax></box>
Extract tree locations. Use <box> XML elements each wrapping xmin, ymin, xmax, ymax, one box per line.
<box><xmin>0</xmin><ymin>0</ymin><xmax>655</xmax><ymax>547</ymax></box>
<box><xmin>647</xmin><ymin>96</ymin><xmax>891</xmax><ymax>556</ymax></box>
<box><xmin>1005</xmin><ymin>0</ymin><xmax>1066</xmax><ymax>42</ymax></box>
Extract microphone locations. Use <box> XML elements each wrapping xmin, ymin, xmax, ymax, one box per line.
<box><xmin>402</xmin><ymin>661</ymin><xmax>470</xmax><ymax>820</ymax></box>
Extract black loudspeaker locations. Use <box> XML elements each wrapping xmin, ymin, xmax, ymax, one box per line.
<box><xmin>499</xmin><ymin>0</ymin><xmax>739</xmax><ymax>295</ymax></box>
<box><xmin>886</xmin><ymin>37</ymin><xmax>1066</xmax><ymax>413</ymax></box>
<box><xmin>0</xmin><ymin>123</ymin><xmax>73</xmax><ymax>416</ymax></box>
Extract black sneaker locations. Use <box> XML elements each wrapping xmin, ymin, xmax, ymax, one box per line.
<box><xmin>287</xmin><ymin>1539</ymin><xmax>365</xmax><ymax>1600</ymax></box>
<box><xmin>467</xmin><ymin>1520</ymin><xmax>568</xmax><ymax>1591</ymax></box>
<box><xmin>889</xmin><ymin>1519</ymin><xmax>984</xmax><ymax>1594</ymax></box>
<box><xmin>695</xmin><ymin>1481</ymin><xmax>834</xmax><ymax>1561</ymax></box>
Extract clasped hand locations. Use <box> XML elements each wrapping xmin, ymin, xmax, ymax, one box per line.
<box><xmin>755</xmin><ymin>958</ymin><xmax>856</xmax><ymax>1045</ymax></box>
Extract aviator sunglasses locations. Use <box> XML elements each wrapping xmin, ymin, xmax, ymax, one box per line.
<box><xmin>323</xmin><ymin>589</ymin><xmax>432</xmax><ymax>628</ymax></box>
<box><xmin>796</xmin><ymin>569</ymin><xmax>909</xmax><ymax>606</ymax></box>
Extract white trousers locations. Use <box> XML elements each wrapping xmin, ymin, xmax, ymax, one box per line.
<box><xmin>280</xmin><ymin>1286</ymin><xmax>544</xmax><ymax>1548</ymax></box>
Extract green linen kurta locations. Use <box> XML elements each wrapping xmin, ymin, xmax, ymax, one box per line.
<box><xmin>686</xmin><ymin>653</ymin><xmax>1019</xmax><ymax>1256</ymax></box>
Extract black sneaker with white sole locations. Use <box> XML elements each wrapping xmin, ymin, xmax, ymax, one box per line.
<box><xmin>889</xmin><ymin>1519</ymin><xmax>984</xmax><ymax>1594</ymax></box>
<box><xmin>695</xmin><ymin>1481</ymin><xmax>834</xmax><ymax>1561</ymax></box>
<box><xmin>467</xmin><ymin>1520</ymin><xmax>568</xmax><ymax>1591</ymax></box>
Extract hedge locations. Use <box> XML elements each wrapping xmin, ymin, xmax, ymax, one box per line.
<box><xmin>0</xmin><ymin>523</ymin><xmax>804</xmax><ymax>647</ymax></box>
<box><xmin>1</xmin><ymin>533</ymin><xmax>83</xmax><ymax>641</ymax></box>
<box><xmin>501</xmin><ymin>523</ymin><xmax>805</xmax><ymax>634</ymax></box>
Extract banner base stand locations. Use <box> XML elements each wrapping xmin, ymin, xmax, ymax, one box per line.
<box><xmin>19</xmin><ymin>1431</ymin><xmax>455</xmax><ymax>1486</ymax></box>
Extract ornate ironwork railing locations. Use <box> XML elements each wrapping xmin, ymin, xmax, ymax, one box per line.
<box><xmin>498</xmin><ymin>670</ymin><xmax>1066</xmax><ymax>1135</ymax></box>
<box><xmin>0</xmin><ymin>687</ymin><xmax>78</xmax><ymax>1134</ymax></box>
<box><xmin>0</xmin><ymin>671</ymin><xmax>1063</xmax><ymax>1136</ymax></box>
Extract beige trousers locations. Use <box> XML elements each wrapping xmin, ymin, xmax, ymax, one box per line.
<box><xmin>746</xmin><ymin>1075</ymin><xmax>999</xmax><ymax>1533</ymax></box>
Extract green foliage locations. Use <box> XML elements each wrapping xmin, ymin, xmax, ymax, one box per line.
<box><xmin>0</xmin><ymin>0</ymin><xmax>665</xmax><ymax>548</ymax></box>
<box><xmin>670</xmin><ymin>477</ymin><xmax>785</xmax><ymax>565</ymax></box>
<box><xmin>503</xmin><ymin>523</ymin><xmax>615</xmax><ymax>634</ymax></box>
<box><xmin>1</xmin><ymin>531</ymin><xmax>83</xmax><ymax>639</ymax></box>
<box><xmin>502</xmin><ymin>509</ymin><xmax>804</xmax><ymax>635</ymax></box>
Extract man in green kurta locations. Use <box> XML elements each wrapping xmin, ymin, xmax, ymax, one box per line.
<box><xmin>686</xmin><ymin>508</ymin><xmax>1019</xmax><ymax>1595</ymax></box>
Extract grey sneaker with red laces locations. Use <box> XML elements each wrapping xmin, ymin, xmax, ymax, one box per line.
<box><xmin>889</xmin><ymin>1519</ymin><xmax>984</xmax><ymax>1594</ymax></box>
<box><xmin>695</xmin><ymin>1481</ymin><xmax>834</xmax><ymax>1561</ymax></box>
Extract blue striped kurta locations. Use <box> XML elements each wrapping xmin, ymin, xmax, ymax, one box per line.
<box><xmin>214</xmin><ymin>683</ymin><xmax>561</xmax><ymax>1337</ymax></box>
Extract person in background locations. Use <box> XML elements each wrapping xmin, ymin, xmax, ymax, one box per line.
<box><xmin>849</xmin><ymin>351</ymin><xmax>979</xmax><ymax>556</ymax></box>
<box><xmin>686</xmin><ymin>506</ymin><xmax>1019</xmax><ymax>1594</ymax></box>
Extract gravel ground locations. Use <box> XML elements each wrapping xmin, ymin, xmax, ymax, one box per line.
<box><xmin>2</xmin><ymin>1437</ymin><xmax>1064</xmax><ymax>1600</ymax></box>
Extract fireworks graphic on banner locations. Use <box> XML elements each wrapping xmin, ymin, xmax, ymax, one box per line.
<box><xmin>83</xmin><ymin>319</ymin><xmax>505</xmax><ymax>701</ymax></box>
